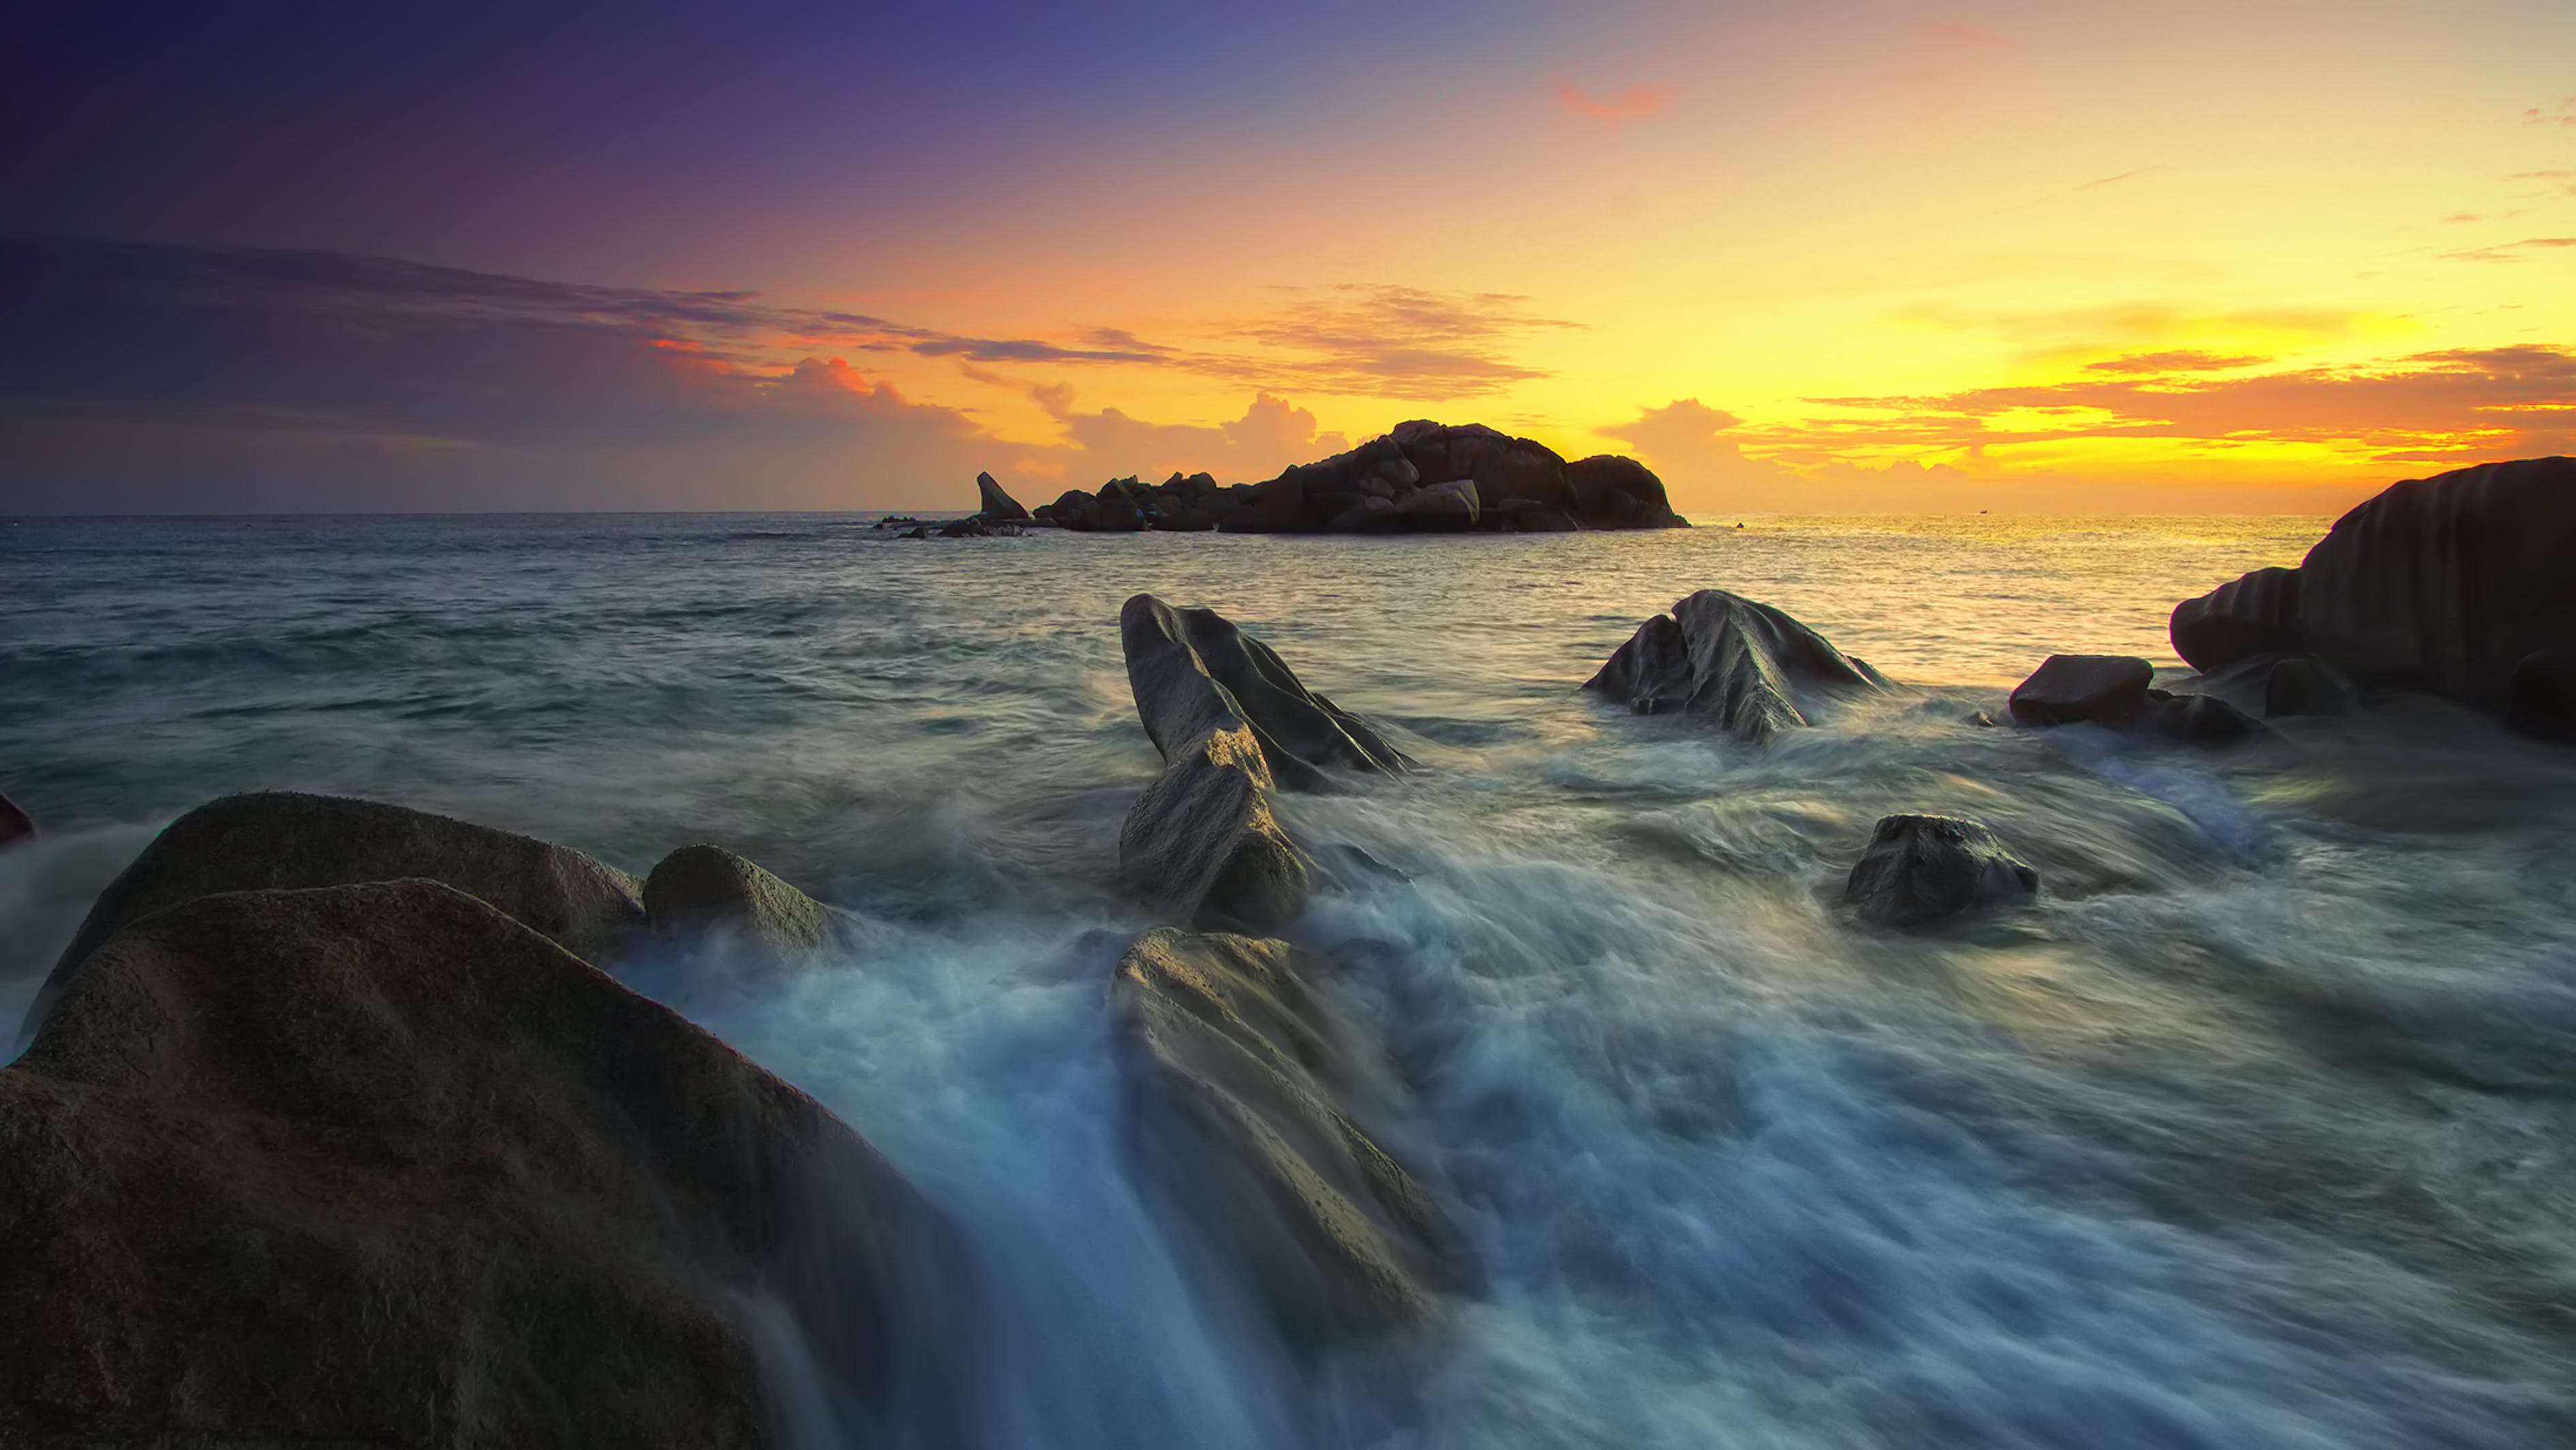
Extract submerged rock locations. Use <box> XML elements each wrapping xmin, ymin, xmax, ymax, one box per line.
<box><xmin>2145</xmin><ymin>690</ymin><xmax>2266</xmax><ymax>746</ymax></box>
<box><xmin>21</xmin><ymin>791</ymin><xmax>643</xmax><ymax>1041</ymax></box>
<box><xmin>1121</xmin><ymin>593</ymin><xmax>1411</xmax><ymax>789</ymax></box>
<box><xmin>2008</xmin><ymin>654</ymin><xmax>2154</xmax><ymax>729</ymax></box>
<box><xmin>0</xmin><ymin>789</ymin><xmax>31</xmax><ymax>849</ymax></box>
<box><xmin>974</xmin><ymin>469</ymin><xmax>1030</xmax><ymax>522</ymax></box>
<box><xmin>2265</xmin><ymin>655</ymin><xmax>2361</xmax><ymax>718</ymax></box>
<box><xmin>643</xmin><ymin>844</ymin><xmax>834</xmax><ymax>962</ymax></box>
<box><xmin>1844</xmin><ymin>815</ymin><xmax>2038</xmax><ymax>926</ymax></box>
<box><xmin>1118</xmin><ymin>724</ymin><xmax>1313</xmax><ymax>932</ymax></box>
<box><xmin>1113</xmin><ymin>927</ymin><xmax>1471</xmax><ymax>1349</ymax></box>
<box><xmin>0</xmin><ymin>879</ymin><xmax>957</xmax><ymax>1447</ymax></box>
<box><xmin>1584</xmin><ymin>589</ymin><xmax>1890</xmax><ymax>742</ymax></box>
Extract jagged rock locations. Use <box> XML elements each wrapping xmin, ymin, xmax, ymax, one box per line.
<box><xmin>2145</xmin><ymin>691</ymin><xmax>2265</xmax><ymax>746</ymax></box>
<box><xmin>1047</xmin><ymin>487</ymin><xmax>1099</xmax><ymax>530</ymax></box>
<box><xmin>643</xmin><ymin>845</ymin><xmax>833</xmax><ymax>961</ymax></box>
<box><xmin>1844</xmin><ymin>815</ymin><xmax>2038</xmax><ymax>926</ymax></box>
<box><xmin>2265</xmin><ymin>655</ymin><xmax>2361</xmax><ymax>717</ymax></box>
<box><xmin>2509</xmin><ymin>650</ymin><xmax>2576</xmax><ymax>743</ymax></box>
<box><xmin>1118</xmin><ymin>724</ymin><xmax>1311</xmax><ymax>931</ymax></box>
<box><xmin>1112</xmin><ymin>927</ymin><xmax>1471</xmax><ymax>1348</ymax></box>
<box><xmin>22</xmin><ymin>792</ymin><xmax>643</xmax><ymax>1042</ymax></box>
<box><xmin>1326</xmin><ymin>495</ymin><xmax>1404</xmax><ymax>534</ymax></box>
<box><xmin>974</xmin><ymin>470</ymin><xmax>1031</xmax><ymax>522</ymax></box>
<box><xmin>1584</xmin><ymin>590</ymin><xmax>1890</xmax><ymax>742</ymax></box>
<box><xmin>2171</xmin><ymin>565</ymin><xmax>2301</xmax><ymax>673</ymax></box>
<box><xmin>1121</xmin><ymin>594</ymin><xmax>1411</xmax><ymax>788</ymax></box>
<box><xmin>1093</xmin><ymin>483</ymin><xmax>1146</xmax><ymax>532</ymax></box>
<box><xmin>0</xmin><ymin>879</ymin><xmax>957</xmax><ymax>1448</ymax></box>
<box><xmin>0</xmin><ymin>789</ymin><xmax>31</xmax><ymax>849</ymax></box>
<box><xmin>2295</xmin><ymin>457</ymin><xmax>2576</xmax><ymax>710</ymax></box>
<box><xmin>2008</xmin><ymin>654</ymin><xmax>2155</xmax><ymax>729</ymax></box>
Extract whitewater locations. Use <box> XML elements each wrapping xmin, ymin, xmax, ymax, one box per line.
<box><xmin>4</xmin><ymin>511</ymin><xmax>2572</xmax><ymax>1448</ymax></box>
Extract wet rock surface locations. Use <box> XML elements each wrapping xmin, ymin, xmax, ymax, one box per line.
<box><xmin>643</xmin><ymin>844</ymin><xmax>835</xmax><ymax>963</ymax></box>
<box><xmin>2008</xmin><ymin>654</ymin><xmax>2156</xmax><ymax>729</ymax></box>
<box><xmin>1586</xmin><ymin>589</ymin><xmax>1891</xmax><ymax>742</ymax></box>
<box><xmin>1844</xmin><ymin>815</ymin><xmax>2039</xmax><ymax>926</ymax></box>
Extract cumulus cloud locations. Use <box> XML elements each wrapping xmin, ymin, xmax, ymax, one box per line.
<box><xmin>1032</xmin><ymin>389</ymin><xmax>1351</xmax><ymax>487</ymax></box>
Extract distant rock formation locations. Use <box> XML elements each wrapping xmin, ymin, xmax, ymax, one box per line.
<box><xmin>1844</xmin><ymin>815</ymin><xmax>2038</xmax><ymax>927</ymax></box>
<box><xmin>2</xmin><ymin>878</ymin><xmax>959</xmax><ymax>1447</ymax></box>
<box><xmin>975</xmin><ymin>469</ymin><xmax>1030</xmax><ymax>522</ymax></box>
<box><xmin>20</xmin><ymin>791</ymin><xmax>645</xmax><ymax>1043</ymax></box>
<box><xmin>955</xmin><ymin>421</ymin><xmax>1689</xmax><ymax>538</ymax></box>
<box><xmin>1585</xmin><ymin>589</ymin><xmax>1890</xmax><ymax>742</ymax></box>
<box><xmin>2166</xmin><ymin>456</ymin><xmax>2576</xmax><ymax>737</ymax></box>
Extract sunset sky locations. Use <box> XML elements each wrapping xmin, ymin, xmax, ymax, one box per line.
<box><xmin>5</xmin><ymin>1</ymin><xmax>2571</xmax><ymax>513</ymax></box>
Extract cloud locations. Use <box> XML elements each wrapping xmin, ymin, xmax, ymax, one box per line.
<box><xmin>2081</xmin><ymin>350</ymin><xmax>2263</xmax><ymax>374</ymax></box>
<box><xmin>0</xmin><ymin>234</ymin><xmax>1378</xmax><ymax>509</ymax></box>
<box><xmin>2521</xmin><ymin>97</ymin><xmax>2576</xmax><ymax>127</ymax></box>
<box><xmin>1032</xmin><ymin>389</ymin><xmax>1351</xmax><ymax>487</ymax></box>
<box><xmin>1554</xmin><ymin>80</ymin><xmax>1672</xmax><ymax>125</ymax></box>
<box><xmin>2438</xmin><ymin>236</ymin><xmax>2576</xmax><ymax>263</ymax></box>
<box><xmin>1203</xmin><ymin>284</ymin><xmax>1582</xmax><ymax>399</ymax></box>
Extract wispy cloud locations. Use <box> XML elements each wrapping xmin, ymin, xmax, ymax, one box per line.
<box><xmin>1554</xmin><ymin>80</ymin><xmax>1672</xmax><ymax>126</ymax></box>
<box><xmin>1195</xmin><ymin>284</ymin><xmax>1582</xmax><ymax>399</ymax></box>
<box><xmin>2438</xmin><ymin>236</ymin><xmax>2576</xmax><ymax>263</ymax></box>
<box><xmin>2521</xmin><ymin>96</ymin><xmax>2576</xmax><ymax>127</ymax></box>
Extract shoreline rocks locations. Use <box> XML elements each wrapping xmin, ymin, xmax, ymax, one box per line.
<box><xmin>21</xmin><ymin>791</ymin><xmax>646</xmax><ymax>1043</ymax></box>
<box><xmin>2007</xmin><ymin>654</ymin><xmax>2155</xmax><ymax>729</ymax></box>
<box><xmin>1845</xmin><ymin>815</ymin><xmax>2038</xmax><ymax>926</ymax></box>
<box><xmin>2166</xmin><ymin>455</ymin><xmax>2576</xmax><ymax>738</ymax></box>
<box><xmin>2</xmin><ymin>879</ymin><xmax>958</xmax><ymax>1447</ymax></box>
<box><xmin>1122</xmin><ymin>594</ymin><xmax>1411</xmax><ymax>789</ymax></box>
<box><xmin>1585</xmin><ymin>589</ymin><xmax>1890</xmax><ymax>742</ymax></box>
<box><xmin>1112</xmin><ymin>928</ymin><xmax>1473</xmax><ymax>1350</ymax></box>
<box><xmin>643</xmin><ymin>844</ymin><xmax>836</xmax><ymax>965</ymax></box>
<box><xmin>1118</xmin><ymin>723</ymin><xmax>1315</xmax><ymax>932</ymax></box>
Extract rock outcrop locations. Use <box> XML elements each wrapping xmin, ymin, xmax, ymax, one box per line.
<box><xmin>2143</xmin><ymin>691</ymin><xmax>2265</xmax><ymax>746</ymax></box>
<box><xmin>1121</xmin><ymin>594</ymin><xmax>1411</xmax><ymax>789</ymax></box>
<box><xmin>0</xmin><ymin>789</ymin><xmax>31</xmax><ymax>849</ymax></box>
<box><xmin>643</xmin><ymin>845</ymin><xmax>835</xmax><ymax>962</ymax></box>
<box><xmin>1118</xmin><ymin>724</ymin><xmax>1313</xmax><ymax>932</ymax></box>
<box><xmin>2509</xmin><ymin>650</ymin><xmax>2576</xmax><ymax>744</ymax></box>
<box><xmin>22</xmin><ymin>792</ymin><xmax>644</xmax><ymax>1041</ymax></box>
<box><xmin>1007</xmin><ymin>422</ymin><xmax>1685</xmax><ymax>537</ymax></box>
<box><xmin>2007</xmin><ymin>654</ymin><xmax>2155</xmax><ymax>729</ymax></box>
<box><xmin>1113</xmin><ymin>928</ymin><xmax>1471</xmax><ymax>1349</ymax></box>
<box><xmin>2166</xmin><ymin>457</ymin><xmax>2576</xmax><ymax>736</ymax></box>
<box><xmin>1584</xmin><ymin>589</ymin><xmax>1890</xmax><ymax>742</ymax></box>
<box><xmin>974</xmin><ymin>469</ymin><xmax>1030</xmax><ymax>522</ymax></box>
<box><xmin>1843</xmin><ymin>815</ymin><xmax>2038</xmax><ymax>926</ymax></box>
<box><xmin>1</xmin><ymin>879</ymin><xmax>957</xmax><ymax>1447</ymax></box>
<box><xmin>2265</xmin><ymin>655</ymin><xmax>2361</xmax><ymax>718</ymax></box>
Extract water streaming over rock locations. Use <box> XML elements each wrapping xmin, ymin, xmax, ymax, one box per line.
<box><xmin>5</xmin><ymin>513</ymin><xmax>2573</xmax><ymax>1447</ymax></box>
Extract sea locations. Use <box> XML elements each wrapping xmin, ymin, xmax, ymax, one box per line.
<box><xmin>4</xmin><ymin>512</ymin><xmax>2573</xmax><ymax>1448</ymax></box>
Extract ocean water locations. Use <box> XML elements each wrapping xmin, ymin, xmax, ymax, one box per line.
<box><xmin>5</xmin><ymin>512</ymin><xmax>2575</xmax><ymax>1448</ymax></box>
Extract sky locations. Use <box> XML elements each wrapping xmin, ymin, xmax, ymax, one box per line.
<box><xmin>2</xmin><ymin>0</ymin><xmax>2571</xmax><ymax>514</ymax></box>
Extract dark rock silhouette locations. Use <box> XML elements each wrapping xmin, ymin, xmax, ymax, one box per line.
<box><xmin>643</xmin><ymin>845</ymin><xmax>834</xmax><ymax>962</ymax></box>
<box><xmin>1112</xmin><ymin>927</ymin><xmax>1472</xmax><ymax>1349</ymax></box>
<box><xmin>2166</xmin><ymin>457</ymin><xmax>2576</xmax><ymax>738</ymax></box>
<box><xmin>974</xmin><ymin>470</ymin><xmax>1030</xmax><ymax>522</ymax></box>
<box><xmin>2265</xmin><ymin>655</ymin><xmax>2361</xmax><ymax>718</ymax></box>
<box><xmin>1585</xmin><ymin>589</ymin><xmax>1890</xmax><ymax>742</ymax></box>
<box><xmin>2008</xmin><ymin>654</ymin><xmax>2154</xmax><ymax>729</ymax></box>
<box><xmin>1</xmin><ymin>879</ymin><xmax>957</xmax><ymax>1448</ymax></box>
<box><xmin>21</xmin><ymin>791</ymin><xmax>643</xmax><ymax>1042</ymax></box>
<box><xmin>0</xmin><ymin>789</ymin><xmax>31</xmax><ymax>849</ymax></box>
<box><xmin>1844</xmin><ymin>815</ymin><xmax>2038</xmax><ymax>926</ymax></box>
<box><xmin>1002</xmin><ymin>421</ymin><xmax>1685</xmax><ymax>537</ymax></box>
<box><xmin>1121</xmin><ymin>594</ymin><xmax>1411</xmax><ymax>790</ymax></box>
<box><xmin>2171</xmin><ymin>566</ymin><xmax>2300</xmax><ymax>673</ymax></box>
<box><xmin>2508</xmin><ymin>650</ymin><xmax>2576</xmax><ymax>744</ymax></box>
<box><xmin>1118</xmin><ymin>723</ymin><xmax>1313</xmax><ymax>931</ymax></box>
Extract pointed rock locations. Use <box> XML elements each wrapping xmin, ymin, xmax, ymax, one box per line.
<box><xmin>1586</xmin><ymin>590</ymin><xmax>1889</xmax><ymax>742</ymax></box>
<box><xmin>973</xmin><ymin>469</ymin><xmax>1030</xmax><ymax>522</ymax></box>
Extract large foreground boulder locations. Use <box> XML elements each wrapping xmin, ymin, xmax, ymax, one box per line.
<box><xmin>1</xmin><ymin>880</ymin><xmax>957</xmax><ymax>1447</ymax></box>
<box><xmin>643</xmin><ymin>845</ymin><xmax>835</xmax><ymax>963</ymax></box>
<box><xmin>1121</xmin><ymin>594</ymin><xmax>1411</xmax><ymax>789</ymax></box>
<box><xmin>1113</xmin><ymin>928</ymin><xmax>1471</xmax><ymax>1350</ymax></box>
<box><xmin>2007</xmin><ymin>654</ymin><xmax>2154</xmax><ymax>729</ymax></box>
<box><xmin>2170</xmin><ymin>566</ymin><xmax>2301</xmax><ymax>674</ymax></box>
<box><xmin>1119</xmin><ymin>725</ymin><xmax>1313</xmax><ymax>932</ymax></box>
<box><xmin>1584</xmin><ymin>589</ymin><xmax>1890</xmax><ymax>742</ymax></box>
<box><xmin>21</xmin><ymin>792</ymin><xmax>644</xmax><ymax>1041</ymax></box>
<box><xmin>2166</xmin><ymin>457</ymin><xmax>2576</xmax><ymax>736</ymax></box>
<box><xmin>974</xmin><ymin>470</ymin><xmax>1030</xmax><ymax>522</ymax></box>
<box><xmin>1844</xmin><ymin>815</ymin><xmax>2038</xmax><ymax>926</ymax></box>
